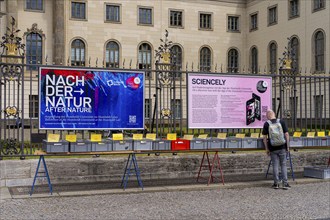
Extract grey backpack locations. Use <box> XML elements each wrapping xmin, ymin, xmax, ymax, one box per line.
<box><xmin>267</xmin><ymin>119</ymin><xmax>286</xmax><ymax>146</ymax></box>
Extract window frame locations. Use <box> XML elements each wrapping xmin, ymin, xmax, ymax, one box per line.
<box><xmin>313</xmin><ymin>0</ymin><xmax>325</xmax><ymax>12</ymax></box>
<box><xmin>314</xmin><ymin>95</ymin><xmax>323</xmax><ymax>119</ymax></box>
<box><xmin>268</xmin><ymin>5</ymin><xmax>278</xmax><ymax>26</ymax></box>
<box><xmin>70</xmin><ymin>38</ymin><xmax>86</xmax><ymax>67</ymax></box>
<box><xmin>104</xmin><ymin>3</ymin><xmax>121</xmax><ymax>23</ymax></box>
<box><xmin>25</xmin><ymin>0</ymin><xmax>44</xmax><ymax>12</ymax></box>
<box><xmin>250</xmin><ymin>47</ymin><xmax>258</xmax><ymax>74</ymax></box>
<box><xmin>269</xmin><ymin>42</ymin><xmax>277</xmax><ymax>74</ymax></box>
<box><xmin>290</xmin><ymin>36</ymin><xmax>300</xmax><ymax>72</ymax></box>
<box><xmin>313</xmin><ymin>30</ymin><xmax>325</xmax><ymax>73</ymax></box>
<box><xmin>29</xmin><ymin>95</ymin><xmax>39</xmax><ymax>118</ymax></box>
<box><xmin>250</xmin><ymin>12</ymin><xmax>258</xmax><ymax>31</ymax></box>
<box><xmin>171</xmin><ymin>45</ymin><xmax>183</xmax><ymax>78</ymax></box>
<box><xmin>138</xmin><ymin>6</ymin><xmax>153</xmax><ymax>26</ymax></box>
<box><xmin>199</xmin><ymin>12</ymin><xmax>213</xmax><ymax>31</ymax></box>
<box><xmin>138</xmin><ymin>42</ymin><xmax>153</xmax><ymax>78</ymax></box>
<box><xmin>288</xmin><ymin>0</ymin><xmax>300</xmax><ymax>19</ymax></box>
<box><xmin>145</xmin><ymin>98</ymin><xmax>152</xmax><ymax>119</ymax></box>
<box><xmin>199</xmin><ymin>46</ymin><xmax>212</xmax><ymax>72</ymax></box>
<box><xmin>26</xmin><ymin>32</ymin><xmax>43</xmax><ymax>70</ymax></box>
<box><xmin>227</xmin><ymin>48</ymin><xmax>239</xmax><ymax>73</ymax></box>
<box><xmin>227</xmin><ymin>15</ymin><xmax>240</xmax><ymax>32</ymax></box>
<box><xmin>105</xmin><ymin>40</ymin><xmax>120</xmax><ymax>68</ymax></box>
<box><xmin>169</xmin><ymin>9</ymin><xmax>184</xmax><ymax>28</ymax></box>
<box><xmin>70</xmin><ymin>1</ymin><xmax>87</xmax><ymax>21</ymax></box>
<box><xmin>171</xmin><ymin>99</ymin><xmax>182</xmax><ymax>119</ymax></box>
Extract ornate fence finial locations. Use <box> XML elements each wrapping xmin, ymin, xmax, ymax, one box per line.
<box><xmin>155</xmin><ymin>29</ymin><xmax>173</xmax><ymax>64</ymax></box>
<box><xmin>279</xmin><ymin>38</ymin><xmax>296</xmax><ymax>75</ymax></box>
<box><xmin>0</xmin><ymin>16</ymin><xmax>25</xmax><ymax>56</ymax></box>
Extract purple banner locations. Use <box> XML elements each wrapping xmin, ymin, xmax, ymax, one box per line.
<box><xmin>187</xmin><ymin>74</ymin><xmax>272</xmax><ymax>129</ymax></box>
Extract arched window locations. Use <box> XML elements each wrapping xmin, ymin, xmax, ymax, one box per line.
<box><xmin>200</xmin><ymin>47</ymin><xmax>211</xmax><ymax>72</ymax></box>
<box><xmin>138</xmin><ymin>43</ymin><xmax>152</xmax><ymax>77</ymax></box>
<box><xmin>106</xmin><ymin>41</ymin><xmax>119</xmax><ymax>68</ymax></box>
<box><xmin>26</xmin><ymin>33</ymin><xmax>42</xmax><ymax>69</ymax></box>
<box><xmin>227</xmin><ymin>49</ymin><xmax>239</xmax><ymax>73</ymax></box>
<box><xmin>71</xmin><ymin>39</ymin><xmax>85</xmax><ymax>66</ymax></box>
<box><xmin>290</xmin><ymin>37</ymin><xmax>299</xmax><ymax>72</ymax></box>
<box><xmin>314</xmin><ymin>31</ymin><xmax>325</xmax><ymax>72</ymax></box>
<box><xmin>251</xmin><ymin>47</ymin><xmax>258</xmax><ymax>74</ymax></box>
<box><xmin>269</xmin><ymin>42</ymin><xmax>277</xmax><ymax>74</ymax></box>
<box><xmin>171</xmin><ymin>45</ymin><xmax>183</xmax><ymax>78</ymax></box>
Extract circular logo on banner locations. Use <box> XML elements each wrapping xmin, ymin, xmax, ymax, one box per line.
<box><xmin>257</xmin><ymin>80</ymin><xmax>268</xmax><ymax>93</ymax></box>
<box><xmin>126</xmin><ymin>76</ymin><xmax>141</xmax><ymax>90</ymax></box>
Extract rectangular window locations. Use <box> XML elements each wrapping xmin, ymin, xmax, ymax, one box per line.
<box><xmin>250</xmin><ymin>13</ymin><xmax>258</xmax><ymax>31</ymax></box>
<box><xmin>289</xmin><ymin>0</ymin><xmax>299</xmax><ymax>18</ymax></box>
<box><xmin>171</xmin><ymin>99</ymin><xmax>182</xmax><ymax>119</ymax></box>
<box><xmin>314</xmin><ymin>95</ymin><xmax>323</xmax><ymax>119</ymax></box>
<box><xmin>139</xmin><ymin>7</ymin><xmax>152</xmax><ymax>25</ymax></box>
<box><xmin>199</xmin><ymin>13</ymin><xmax>212</xmax><ymax>30</ymax></box>
<box><xmin>106</xmin><ymin>4</ymin><xmax>120</xmax><ymax>22</ymax></box>
<box><xmin>313</xmin><ymin>0</ymin><xmax>325</xmax><ymax>11</ymax></box>
<box><xmin>26</xmin><ymin>0</ymin><xmax>43</xmax><ymax>11</ymax></box>
<box><xmin>170</xmin><ymin>10</ymin><xmax>183</xmax><ymax>27</ymax></box>
<box><xmin>29</xmin><ymin>95</ymin><xmax>39</xmax><ymax>118</ymax></box>
<box><xmin>268</xmin><ymin>6</ymin><xmax>277</xmax><ymax>25</ymax></box>
<box><xmin>71</xmin><ymin>2</ymin><xmax>86</xmax><ymax>19</ymax></box>
<box><xmin>145</xmin><ymin>99</ymin><xmax>151</xmax><ymax>119</ymax></box>
<box><xmin>228</xmin><ymin>16</ymin><xmax>239</xmax><ymax>32</ymax></box>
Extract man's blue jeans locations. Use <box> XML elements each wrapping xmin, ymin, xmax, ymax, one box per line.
<box><xmin>270</xmin><ymin>149</ymin><xmax>288</xmax><ymax>184</ymax></box>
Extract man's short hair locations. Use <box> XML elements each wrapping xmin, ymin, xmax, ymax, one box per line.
<box><xmin>266</xmin><ymin>110</ymin><xmax>275</xmax><ymax>119</ymax></box>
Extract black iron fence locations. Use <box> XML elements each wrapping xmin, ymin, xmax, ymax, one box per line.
<box><xmin>0</xmin><ymin>60</ymin><xmax>329</xmax><ymax>158</ymax></box>
<box><xmin>0</xmin><ymin>22</ymin><xmax>329</xmax><ymax>158</ymax></box>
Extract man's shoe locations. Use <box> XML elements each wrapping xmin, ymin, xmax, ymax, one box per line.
<box><xmin>272</xmin><ymin>183</ymin><xmax>280</xmax><ymax>189</ymax></box>
<box><xmin>282</xmin><ymin>182</ymin><xmax>291</xmax><ymax>190</ymax></box>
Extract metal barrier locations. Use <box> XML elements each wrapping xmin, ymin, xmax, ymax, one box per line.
<box><xmin>0</xmin><ymin>22</ymin><xmax>329</xmax><ymax>159</ymax></box>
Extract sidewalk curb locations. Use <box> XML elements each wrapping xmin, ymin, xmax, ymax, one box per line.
<box><xmin>3</xmin><ymin>178</ymin><xmax>329</xmax><ymax>200</ymax></box>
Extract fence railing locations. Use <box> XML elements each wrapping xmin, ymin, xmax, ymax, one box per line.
<box><xmin>0</xmin><ymin>61</ymin><xmax>329</xmax><ymax>158</ymax></box>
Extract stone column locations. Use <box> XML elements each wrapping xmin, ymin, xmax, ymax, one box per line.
<box><xmin>53</xmin><ymin>0</ymin><xmax>66</xmax><ymax>65</ymax></box>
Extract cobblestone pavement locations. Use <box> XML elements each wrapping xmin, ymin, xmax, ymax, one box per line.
<box><xmin>1</xmin><ymin>181</ymin><xmax>329</xmax><ymax>220</ymax></box>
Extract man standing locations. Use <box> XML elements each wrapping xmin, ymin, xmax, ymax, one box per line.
<box><xmin>262</xmin><ymin>110</ymin><xmax>291</xmax><ymax>190</ymax></box>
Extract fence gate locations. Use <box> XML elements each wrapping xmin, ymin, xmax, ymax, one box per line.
<box><xmin>0</xmin><ymin>18</ymin><xmax>25</xmax><ymax>158</ymax></box>
<box><xmin>152</xmin><ymin>30</ymin><xmax>184</xmax><ymax>138</ymax></box>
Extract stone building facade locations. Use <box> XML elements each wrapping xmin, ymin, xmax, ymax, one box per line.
<box><xmin>0</xmin><ymin>0</ymin><xmax>329</xmax><ymax>123</ymax></box>
<box><xmin>0</xmin><ymin>0</ymin><xmax>328</xmax><ymax>72</ymax></box>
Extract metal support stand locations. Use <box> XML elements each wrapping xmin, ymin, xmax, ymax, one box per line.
<box><xmin>196</xmin><ymin>151</ymin><xmax>224</xmax><ymax>185</ymax></box>
<box><xmin>265</xmin><ymin>151</ymin><xmax>295</xmax><ymax>181</ymax></box>
<box><xmin>30</xmin><ymin>155</ymin><xmax>53</xmax><ymax>196</ymax></box>
<box><xmin>196</xmin><ymin>151</ymin><xmax>214</xmax><ymax>183</ymax></box>
<box><xmin>121</xmin><ymin>153</ymin><xmax>144</xmax><ymax>190</ymax></box>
